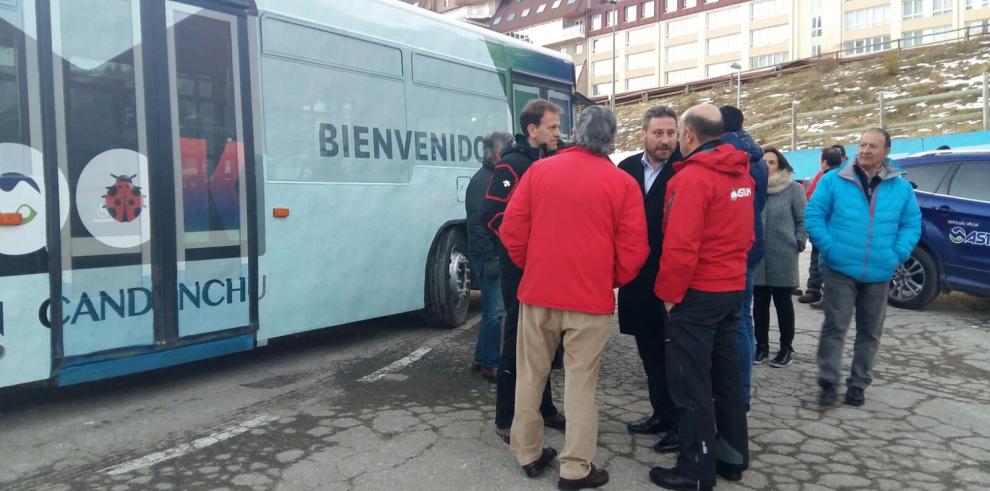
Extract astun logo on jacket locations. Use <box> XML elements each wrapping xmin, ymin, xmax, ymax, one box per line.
<box><xmin>730</xmin><ymin>187</ymin><xmax>752</xmax><ymax>201</ymax></box>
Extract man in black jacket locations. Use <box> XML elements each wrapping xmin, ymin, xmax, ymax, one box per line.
<box><xmin>617</xmin><ymin>106</ymin><xmax>681</xmax><ymax>452</ymax></box>
<box><xmin>465</xmin><ymin>131</ymin><xmax>513</xmax><ymax>382</ymax></box>
<box><xmin>481</xmin><ymin>99</ymin><xmax>565</xmax><ymax>444</ymax></box>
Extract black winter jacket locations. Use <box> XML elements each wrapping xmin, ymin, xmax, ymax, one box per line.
<box><xmin>465</xmin><ymin>159</ymin><xmax>497</xmax><ymax>260</ymax></box>
<box><xmin>616</xmin><ymin>148</ymin><xmax>680</xmax><ymax>335</ymax></box>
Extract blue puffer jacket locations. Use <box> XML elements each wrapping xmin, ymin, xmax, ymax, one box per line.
<box><xmin>722</xmin><ymin>130</ymin><xmax>769</xmax><ymax>267</ymax></box>
<box><xmin>805</xmin><ymin>158</ymin><xmax>921</xmax><ymax>283</ymax></box>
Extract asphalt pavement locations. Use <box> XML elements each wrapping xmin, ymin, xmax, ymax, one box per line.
<box><xmin>1</xmin><ymin>253</ymin><xmax>988</xmax><ymax>491</ymax></box>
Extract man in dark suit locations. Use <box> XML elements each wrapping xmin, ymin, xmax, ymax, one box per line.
<box><xmin>617</xmin><ymin>106</ymin><xmax>681</xmax><ymax>452</ymax></box>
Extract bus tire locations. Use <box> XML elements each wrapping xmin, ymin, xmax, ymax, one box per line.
<box><xmin>424</xmin><ymin>227</ymin><xmax>471</xmax><ymax>328</ymax></box>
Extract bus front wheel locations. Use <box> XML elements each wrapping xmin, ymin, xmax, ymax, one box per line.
<box><xmin>424</xmin><ymin>227</ymin><xmax>471</xmax><ymax>328</ymax></box>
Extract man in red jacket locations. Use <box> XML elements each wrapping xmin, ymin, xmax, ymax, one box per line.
<box><xmin>649</xmin><ymin>104</ymin><xmax>753</xmax><ymax>491</ymax></box>
<box><xmin>500</xmin><ymin>105</ymin><xmax>649</xmax><ymax>489</ymax></box>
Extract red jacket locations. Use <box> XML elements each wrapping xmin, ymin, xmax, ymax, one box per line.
<box><xmin>805</xmin><ymin>169</ymin><xmax>825</xmax><ymax>200</ymax></box>
<box><xmin>654</xmin><ymin>143</ymin><xmax>755</xmax><ymax>304</ymax></box>
<box><xmin>500</xmin><ymin>146</ymin><xmax>649</xmax><ymax>314</ymax></box>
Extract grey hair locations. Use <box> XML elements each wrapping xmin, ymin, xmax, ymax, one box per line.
<box><xmin>574</xmin><ymin>106</ymin><xmax>616</xmax><ymax>156</ymax></box>
<box><xmin>482</xmin><ymin>131</ymin><xmax>513</xmax><ymax>162</ymax></box>
<box><xmin>641</xmin><ymin>106</ymin><xmax>678</xmax><ymax>130</ymax></box>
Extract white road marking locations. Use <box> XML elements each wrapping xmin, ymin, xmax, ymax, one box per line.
<box><xmin>102</xmin><ymin>414</ymin><xmax>278</xmax><ymax>476</ymax></box>
<box><xmin>359</xmin><ymin>345</ymin><xmax>433</xmax><ymax>383</ymax></box>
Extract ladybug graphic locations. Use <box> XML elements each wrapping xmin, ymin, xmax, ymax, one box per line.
<box><xmin>102</xmin><ymin>174</ymin><xmax>144</xmax><ymax>223</ymax></box>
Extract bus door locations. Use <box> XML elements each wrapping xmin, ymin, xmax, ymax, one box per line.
<box><xmin>47</xmin><ymin>0</ymin><xmax>258</xmax><ymax>383</ymax></box>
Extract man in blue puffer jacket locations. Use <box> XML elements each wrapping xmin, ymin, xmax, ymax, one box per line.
<box><xmin>806</xmin><ymin>128</ymin><xmax>921</xmax><ymax>408</ymax></box>
<box><xmin>720</xmin><ymin>106</ymin><xmax>769</xmax><ymax>412</ymax></box>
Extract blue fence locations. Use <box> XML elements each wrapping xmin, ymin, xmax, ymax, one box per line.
<box><xmin>783</xmin><ymin>129</ymin><xmax>990</xmax><ymax>179</ymax></box>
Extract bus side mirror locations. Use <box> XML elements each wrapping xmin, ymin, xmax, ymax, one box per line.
<box><xmin>909</xmin><ymin>181</ymin><xmax>919</xmax><ymax>190</ymax></box>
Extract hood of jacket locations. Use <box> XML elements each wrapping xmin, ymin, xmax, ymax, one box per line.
<box><xmin>721</xmin><ymin>130</ymin><xmax>764</xmax><ymax>164</ymax></box>
<box><xmin>675</xmin><ymin>141</ymin><xmax>750</xmax><ymax>176</ymax></box>
<box><xmin>836</xmin><ymin>157</ymin><xmax>905</xmax><ymax>182</ymax></box>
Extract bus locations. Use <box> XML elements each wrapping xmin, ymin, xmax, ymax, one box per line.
<box><xmin>0</xmin><ymin>0</ymin><xmax>578</xmax><ymax>389</ymax></box>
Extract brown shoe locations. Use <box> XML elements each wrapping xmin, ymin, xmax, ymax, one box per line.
<box><xmin>479</xmin><ymin>367</ymin><xmax>497</xmax><ymax>382</ymax></box>
<box><xmin>558</xmin><ymin>464</ymin><xmax>609</xmax><ymax>489</ymax></box>
<box><xmin>522</xmin><ymin>447</ymin><xmax>558</xmax><ymax>478</ymax></box>
<box><xmin>495</xmin><ymin>426</ymin><xmax>510</xmax><ymax>444</ymax></box>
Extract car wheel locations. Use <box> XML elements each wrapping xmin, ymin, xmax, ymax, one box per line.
<box><xmin>888</xmin><ymin>247</ymin><xmax>940</xmax><ymax>310</ymax></box>
<box><xmin>423</xmin><ymin>227</ymin><xmax>471</xmax><ymax>328</ymax></box>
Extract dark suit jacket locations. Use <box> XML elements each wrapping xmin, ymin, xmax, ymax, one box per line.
<box><xmin>616</xmin><ymin>150</ymin><xmax>679</xmax><ymax>335</ymax></box>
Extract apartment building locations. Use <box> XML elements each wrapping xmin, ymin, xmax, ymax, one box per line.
<box><xmin>401</xmin><ymin>0</ymin><xmax>503</xmax><ymax>24</ymax></box>
<box><xmin>408</xmin><ymin>1</ymin><xmax>990</xmax><ymax>98</ymax></box>
<box><xmin>585</xmin><ymin>0</ymin><xmax>990</xmax><ymax>97</ymax></box>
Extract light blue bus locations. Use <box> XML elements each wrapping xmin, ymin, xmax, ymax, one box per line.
<box><xmin>0</xmin><ymin>0</ymin><xmax>577</xmax><ymax>389</ymax></box>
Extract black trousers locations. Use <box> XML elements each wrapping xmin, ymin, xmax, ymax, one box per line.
<box><xmin>666</xmin><ymin>289</ymin><xmax>749</xmax><ymax>482</ymax></box>
<box><xmin>753</xmin><ymin>286</ymin><xmax>796</xmax><ymax>350</ymax></box>
<box><xmin>495</xmin><ymin>262</ymin><xmax>558</xmax><ymax>429</ymax></box>
<box><xmin>633</xmin><ymin>316</ymin><xmax>677</xmax><ymax>425</ymax></box>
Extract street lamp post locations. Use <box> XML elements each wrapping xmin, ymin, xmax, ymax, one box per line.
<box><xmin>608</xmin><ymin>0</ymin><xmax>617</xmax><ymax>111</ymax></box>
<box><xmin>730</xmin><ymin>62</ymin><xmax>742</xmax><ymax>108</ymax></box>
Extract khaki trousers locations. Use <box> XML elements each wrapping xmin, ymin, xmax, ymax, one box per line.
<box><xmin>510</xmin><ymin>303</ymin><xmax>612</xmax><ymax>480</ymax></box>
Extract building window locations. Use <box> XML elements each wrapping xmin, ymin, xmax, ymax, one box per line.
<box><xmin>967</xmin><ymin>19</ymin><xmax>990</xmax><ymax>35</ymax></box>
<box><xmin>751</xmin><ymin>25</ymin><xmax>788</xmax><ymax>47</ymax></box>
<box><xmin>846</xmin><ymin>5</ymin><xmax>889</xmax><ymax>31</ymax></box>
<box><xmin>643</xmin><ymin>1</ymin><xmax>655</xmax><ymax>17</ymax></box>
<box><xmin>607</xmin><ymin>9</ymin><xmax>617</xmax><ymax>26</ymax></box>
<box><xmin>575</xmin><ymin>42</ymin><xmax>584</xmax><ymax>54</ymax></box>
<box><xmin>751</xmin><ymin>0</ymin><xmax>786</xmax><ymax>21</ymax></box>
<box><xmin>626</xmin><ymin>5</ymin><xmax>637</xmax><ymax>22</ymax></box>
<box><xmin>811</xmin><ymin>16</ymin><xmax>822</xmax><ymax>37</ymax></box>
<box><xmin>537</xmin><ymin>3</ymin><xmax>547</xmax><ymax>13</ymax></box>
<box><xmin>844</xmin><ymin>35</ymin><xmax>890</xmax><ymax>55</ymax></box>
<box><xmin>627</xmin><ymin>51</ymin><xmax>656</xmax><ymax>70</ymax></box>
<box><xmin>592</xmin><ymin>14</ymin><xmax>602</xmax><ymax>30</ymax></box>
<box><xmin>665</xmin><ymin>0</ymin><xmax>677</xmax><ymax>13</ymax></box>
<box><xmin>666</xmin><ymin>16</ymin><xmax>698</xmax><ymax>37</ymax></box>
<box><xmin>928</xmin><ymin>25</ymin><xmax>954</xmax><ymax>42</ymax></box>
<box><xmin>593</xmin><ymin>82</ymin><xmax>613</xmax><ymax>96</ymax></box>
<box><xmin>903</xmin><ymin>29</ymin><xmax>924</xmax><ymax>47</ymax></box>
<box><xmin>750</xmin><ymin>52</ymin><xmax>787</xmax><ymax>68</ymax></box>
<box><xmin>811</xmin><ymin>44</ymin><xmax>822</xmax><ymax>56</ymax></box>
<box><xmin>593</xmin><ymin>59</ymin><xmax>613</xmax><ymax>76</ymax></box>
<box><xmin>493</xmin><ymin>16</ymin><xmax>502</xmax><ymax>25</ymax></box>
<box><xmin>507</xmin><ymin>12</ymin><xmax>516</xmax><ymax>21</ymax></box>
<box><xmin>666</xmin><ymin>42</ymin><xmax>698</xmax><ymax>62</ymax></box>
<box><xmin>933</xmin><ymin>0</ymin><xmax>952</xmax><ymax>15</ymax></box>
<box><xmin>707</xmin><ymin>6</ymin><xmax>740</xmax><ymax>29</ymax></box>
<box><xmin>902</xmin><ymin>0</ymin><xmax>922</xmax><ymax>20</ymax></box>
<box><xmin>592</xmin><ymin>38</ymin><xmax>607</xmax><ymax>53</ymax></box>
<box><xmin>627</xmin><ymin>75</ymin><xmax>654</xmax><ymax>91</ymax></box>
<box><xmin>707</xmin><ymin>33</ymin><xmax>740</xmax><ymax>55</ymax></box>
<box><xmin>706</xmin><ymin>61</ymin><xmax>739</xmax><ymax>78</ymax></box>
<box><xmin>966</xmin><ymin>0</ymin><xmax>990</xmax><ymax>9</ymax></box>
<box><xmin>521</xmin><ymin>8</ymin><xmax>530</xmax><ymax>17</ymax></box>
<box><xmin>666</xmin><ymin>67</ymin><xmax>696</xmax><ymax>85</ymax></box>
<box><xmin>627</xmin><ymin>26</ymin><xmax>656</xmax><ymax>46</ymax></box>
<box><xmin>684</xmin><ymin>0</ymin><xmax>697</xmax><ymax>8</ymax></box>
<box><xmin>560</xmin><ymin>46</ymin><xmax>568</xmax><ymax>54</ymax></box>
<box><xmin>552</xmin><ymin>0</ymin><xmax>562</xmax><ymax>7</ymax></box>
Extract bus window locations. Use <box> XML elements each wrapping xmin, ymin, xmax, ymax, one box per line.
<box><xmin>0</xmin><ymin>3</ymin><xmax>48</xmax><ymax>277</ymax></box>
<box><xmin>166</xmin><ymin>2</ymin><xmax>249</xmax><ymax>338</ymax></box>
<box><xmin>512</xmin><ymin>83</ymin><xmax>539</xmax><ymax>133</ymax></box>
<box><xmin>51</xmin><ymin>0</ymin><xmax>154</xmax><ymax>355</ymax></box>
<box><xmin>548</xmin><ymin>89</ymin><xmax>572</xmax><ymax>138</ymax></box>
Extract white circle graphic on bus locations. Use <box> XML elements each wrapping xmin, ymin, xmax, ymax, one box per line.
<box><xmin>0</xmin><ymin>143</ymin><xmax>69</xmax><ymax>256</ymax></box>
<box><xmin>76</xmin><ymin>149</ymin><xmax>151</xmax><ymax>248</ymax></box>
